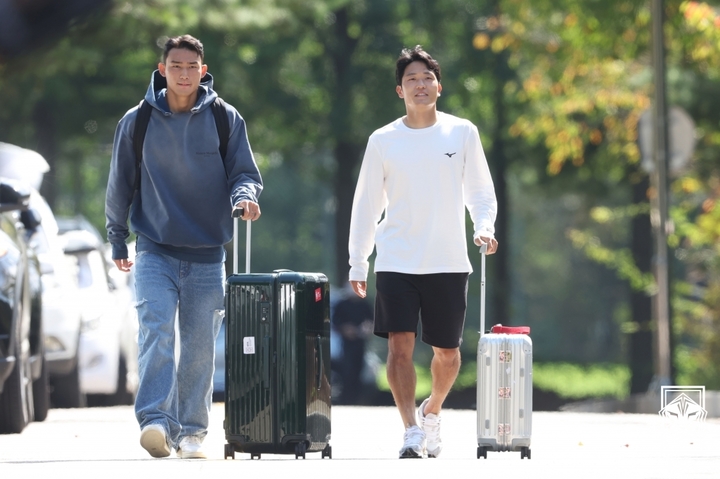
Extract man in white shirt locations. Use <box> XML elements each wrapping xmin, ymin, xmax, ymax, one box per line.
<box><xmin>348</xmin><ymin>45</ymin><xmax>498</xmax><ymax>459</ymax></box>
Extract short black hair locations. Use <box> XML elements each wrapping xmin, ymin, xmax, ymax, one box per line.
<box><xmin>395</xmin><ymin>45</ymin><xmax>441</xmax><ymax>86</ymax></box>
<box><xmin>162</xmin><ymin>34</ymin><xmax>204</xmax><ymax>62</ymax></box>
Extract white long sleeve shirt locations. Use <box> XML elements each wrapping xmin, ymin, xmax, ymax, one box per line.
<box><xmin>348</xmin><ymin>112</ymin><xmax>497</xmax><ymax>281</ymax></box>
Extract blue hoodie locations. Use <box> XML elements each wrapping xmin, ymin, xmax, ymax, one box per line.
<box><xmin>105</xmin><ymin>70</ymin><xmax>263</xmax><ymax>263</ymax></box>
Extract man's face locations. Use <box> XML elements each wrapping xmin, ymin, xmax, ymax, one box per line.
<box><xmin>396</xmin><ymin>60</ymin><xmax>442</xmax><ymax>108</ymax></box>
<box><xmin>158</xmin><ymin>48</ymin><xmax>207</xmax><ymax>98</ymax></box>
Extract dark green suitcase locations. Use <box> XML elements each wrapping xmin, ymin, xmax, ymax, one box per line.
<box><xmin>222</xmin><ymin>214</ymin><xmax>331</xmax><ymax>459</ymax></box>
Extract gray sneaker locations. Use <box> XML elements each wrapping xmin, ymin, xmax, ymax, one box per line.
<box><xmin>140</xmin><ymin>424</ymin><xmax>171</xmax><ymax>458</ymax></box>
<box><xmin>417</xmin><ymin>398</ymin><xmax>442</xmax><ymax>458</ymax></box>
<box><xmin>399</xmin><ymin>425</ymin><xmax>426</xmax><ymax>459</ymax></box>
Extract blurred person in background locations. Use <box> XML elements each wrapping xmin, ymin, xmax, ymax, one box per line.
<box><xmin>331</xmin><ymin>284</ymin><xmax>373</xmax><ymax>405</ymax></box>
<box><xmin>105</xmin><ymin>34</ymin><xmax>262</xmax><ymax>460</ymax></box>
<box><xmin>347</xmin><ymin>46</ymin><xmax>498</xmax><ymax>459</ymax></box>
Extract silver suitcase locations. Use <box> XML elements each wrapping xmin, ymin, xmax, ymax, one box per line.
<box><xmin>476</xmin><ymin>246</ymin><xmax>532</xmax><ymax>459</ymax></box>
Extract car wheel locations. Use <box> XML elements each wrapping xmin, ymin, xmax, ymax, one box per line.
<box><xmin>0</xmin><ymin>335</ymin><xmax>33</xmax><ymax>434</ymax></box>
<box><xmin>50</xmin><ymin>356</ymin><xmax>86</xmax><ymax>408</ymax></box>
<box><xmin>32</xmin><ymin>355</ymin><xmax>50</xmax><ymax>421</ymax></box>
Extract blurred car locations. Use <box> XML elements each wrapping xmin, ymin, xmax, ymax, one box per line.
<box><xmin>57</xmin><ymin>216</ymin><xmax>138</xmax><ymax>406</ymax></box>
<box><xmin>0</xmin><ymin>179</ymin><xmax>49</xmax><ymax>434</ymax></box>
<box><xmin>0</xmin><ymin>142</ymin><xmax>49</xmax><ymax>191</ymax></box>
<box><xmin>25</xmin><ymin>192</ymin><xmax>84</xmax><ymax>408</ymax></box>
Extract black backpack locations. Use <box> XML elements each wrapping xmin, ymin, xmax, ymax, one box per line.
<box><xmin>131</xmin><ymin>97</ymin><xmax>230</xmax><ymax>191</ymax></box>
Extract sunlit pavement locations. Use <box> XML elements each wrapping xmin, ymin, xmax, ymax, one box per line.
<box><xmin>1</xmin><ymin>405</ymin><xmax>718</xmax><ymax>478</ymax></box>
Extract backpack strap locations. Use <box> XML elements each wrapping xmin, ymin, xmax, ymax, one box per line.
<box><xmin>210</xmin><ymin>97</ymin><xmax>231</xmax><ymax>179</ymax></box>
<box><xmin>132</xmin><ymin>100</ymin><xmax>153</xmax><ymax>192</ymax></box>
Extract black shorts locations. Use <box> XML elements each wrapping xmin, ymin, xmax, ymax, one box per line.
<box><xmin>374</xmin><ymin>272</ymin><xmax>469</xmax><ymax>349</ymax></box>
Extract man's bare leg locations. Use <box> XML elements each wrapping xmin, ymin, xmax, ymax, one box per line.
<box><xmin>423</xmin><ymin>346</ymin><xmax>461</xmax><ymax>415</ymax></box>
<box><xmin>387</xmin><ymin>332</ymin><xmax>418</xmax><ymax>427</ymax></box>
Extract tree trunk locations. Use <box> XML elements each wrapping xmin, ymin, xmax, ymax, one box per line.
<box><xmin>334</xmin><ymin>142</ymin><xmax>363</xmax><ymax>285</ymax></box>
<box><xmin>327</xmin><ymin>6</ymin><xmax>361</xmax><ymax>285</ymax></box>
<box><xmin>487</xmin><ymin>2</ymin><xmax>512</xmax><ymax>324</ymax></box>
<box><xmin>489</xmin><ymin>72</ymin><xmax>509</xmax><ymax>325</ymax></box>
<box><xmin>630</xmin><ymin>172</ymin><xmax>654</xmax><ymax>394</ymax></box>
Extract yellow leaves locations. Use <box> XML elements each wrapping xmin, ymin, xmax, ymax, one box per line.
<box><xmin>546</xmin><ymin>128</ymin><xmax>584</xmax><ymax>173</ymax></box>
<box><xmin>522</xmin><ymin>71</ymin><xmax>544</xmax><ymax>95</ymax></box>
<box><xmin>591</xmin><ymin>206</ymin><xmax>613</xmax><ymax>224</ymax></box>
<box><xmin>491</xmin><ymin>33</ymin><xmax>517</xmax><ymax>53</ymax></box>
<box><xmin>511</xmin><ymin>21</ymin><xmax>526</xmax><ymax>36</ymax></box>
<box><xmin>680</xmin><ymin>1</ymin><xmax>720</xmax><ymax>63</ymax></box>
<box><xmin>473</xmin><ymin>33</ymin><xmax>490</xmax><ymax>50</ymax></box>
<box><xmin>562</xmin><ymin>65</ymin><xmax>577</xmax><ymax>83</ymax></box>
<box><xmin>633</xmin><ymin>95</ymin><xmax>652</xmax><ymax>111</ymax></box>
<box><xmin>682</xmin><ymin>1</ymin><xmax>718</xmax><ymax>29</ymax></box>
<box><xmin>565</xmin><ymin>13</ymin><xmax>578</xmax><ymax>28</ymax></box>
<box><xmin>679</xmin><ymin>177</ymin><xmax>704</xmax><ymax>194</ymax></box>
<box><xmin>696</xmin><ymin>211</ymin><xmax>720</xmax><ymax>241</ymax></box>
<box><xmin>623</xmin><ymin>143</ymin><xmax>641</xmax><ymax>163</ymax></box>
<box><xmin>622</xmin><ymin>29</ymin><xmax>637</xmax><ymax>43</ymax></box>
<box><xmin>590</xmin><ymin>129</ymin><xmax>603</xmax><ymax>145</ymax></box>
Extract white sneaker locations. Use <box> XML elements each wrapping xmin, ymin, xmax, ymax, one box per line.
<box><xmin>399</xmin><ymin>425</ymin><xmax>426</xmax><ymax>459</ymax></box>
<box><xmin>417</xmin><ymin>398</ymin><xmax>442</xmax><ymax>458</ymax></box>
<box><xmin>177</xmin><ymin>435</ymin><xmax>207</xmax><ymax>459</ymax></box>
<box><xmin>140</xmin><ymin>424</ymin><xmax>171</xmax><ymax>458</ymax></box>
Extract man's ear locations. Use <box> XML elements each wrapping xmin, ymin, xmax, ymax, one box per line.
<box><xmin>158</xmin><ymin>62</ymin><xmax>166</xmax><ymax>77</ymax></box>
<box><xmin>202</xmin><ymin>64</ymin><xmax>208</xmax><ymax>76</ymax></box>
<box><xmin>396</xmin><ymin>85</ymin><xmax>403</xmax><ymax>98</ymax></box>
<box><xmin>437</xmin><ymin>82</ymin><xmax>442</xmax><ymax>96</ymax></box>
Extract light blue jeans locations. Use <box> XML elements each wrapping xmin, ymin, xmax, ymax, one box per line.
<box><xmin>133</xmin><ymin>251</ymin><xmax>224</xmax><ymax>448</ymax></box>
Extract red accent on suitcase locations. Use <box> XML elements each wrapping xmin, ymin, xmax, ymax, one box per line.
<box><xmin>491</xmin><ymin>324</ymin><xmax>530</xmax><ymax>335</ymax></box>
<box><xmin>315</xmin><ymin>288</ymin><xmax>322</xmax><ymax>302</ymax></box>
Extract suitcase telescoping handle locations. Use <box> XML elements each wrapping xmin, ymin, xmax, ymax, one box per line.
<box><xmin>479</xmin><ymin>243</ymin><xmax>488</xmax><ymax>337</ymax></box>
<box><xmin>232</xmin><ymin>207</ymin><xmax>251</xmax><ymax>274</ymax></box>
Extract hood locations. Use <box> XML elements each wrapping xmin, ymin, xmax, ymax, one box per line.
<box><xmin>143</xmin><ymin>69</ymin><xmax>218</xmax><ymax>113</ymax></box>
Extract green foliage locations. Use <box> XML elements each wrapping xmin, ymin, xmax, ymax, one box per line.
<box><xmin>533</xmin><ymin>362</ymin><xmax>631</xmax><ymax>399</ymax></box>
<box><xmin>375</xmin><ymin>361</ymin><xmax>631</xmax><ymax>401</ymax></box>
<box><xmin>375</xmin><ymin>363</ymin><xmax>432</xmax><ymax>401</ymax></box>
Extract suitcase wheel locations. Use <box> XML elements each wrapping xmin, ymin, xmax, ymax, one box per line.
<box><xmin>477</xmin><ymin>446</ymin><xmax>488</xmax><ymax>459</ymax></box>
<box><xmin>520</xmin><ymin>447</ymin><xmax>531</xmax><ymax>459</ymax></box>
<box><xmin>322</xmin><ymin>445</ymin><xmax>332</xmax><ymax>459</ymax></box>
<box><xmin>295</xmin><ymin>442</ymin><xmax>307</xmax><ymax>459</ymax></box>
<box><xmin>224</xmin><ymin>443</ymin><xmax>235</xmax><ymax>460</ymax></box>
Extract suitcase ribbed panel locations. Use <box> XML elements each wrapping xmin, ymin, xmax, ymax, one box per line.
<box><xmin>276</xmin><ymin>273</ymin><xmax>331</xmax><ymax>452</ymax></box>
<box><xmin>477</xmin><ymin>333</ymin><xmax>532</xmax><ymax>451</ymax></box>
<box><xmin>225</xmin><ymin>277</ymin><xmax>274</xmax><ymax>447</ymax></box>
<box><xmin>277</xmin><ymin>280</ymin><xmax>301</xmax><ymax>445</ymax></box>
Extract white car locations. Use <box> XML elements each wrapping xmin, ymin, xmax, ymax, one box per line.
<box><xmin>57</xmin><ymin>218</ymin><xmax>138</xmax><ymax>406</ymax></box>
<box><xmin>25</xmin><ymin>192</ymin><xmax>85</xmax><ymax>408</ymax></box>
<box><xmin>0</xmin><ymin>143</ymin><xmax>85</xmax><ymax>408</ymax></box>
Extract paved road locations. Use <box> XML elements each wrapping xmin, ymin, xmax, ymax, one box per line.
<box><xmin>1</xmin><ymin>404</ymin><xmax>718</xmax><ymax>478</ymax></box>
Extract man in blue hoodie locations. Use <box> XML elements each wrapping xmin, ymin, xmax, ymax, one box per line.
<box><xmin>105</xmin><ymin>34</ymin><xmax>263</xmax><ymax>459</ymax></box>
